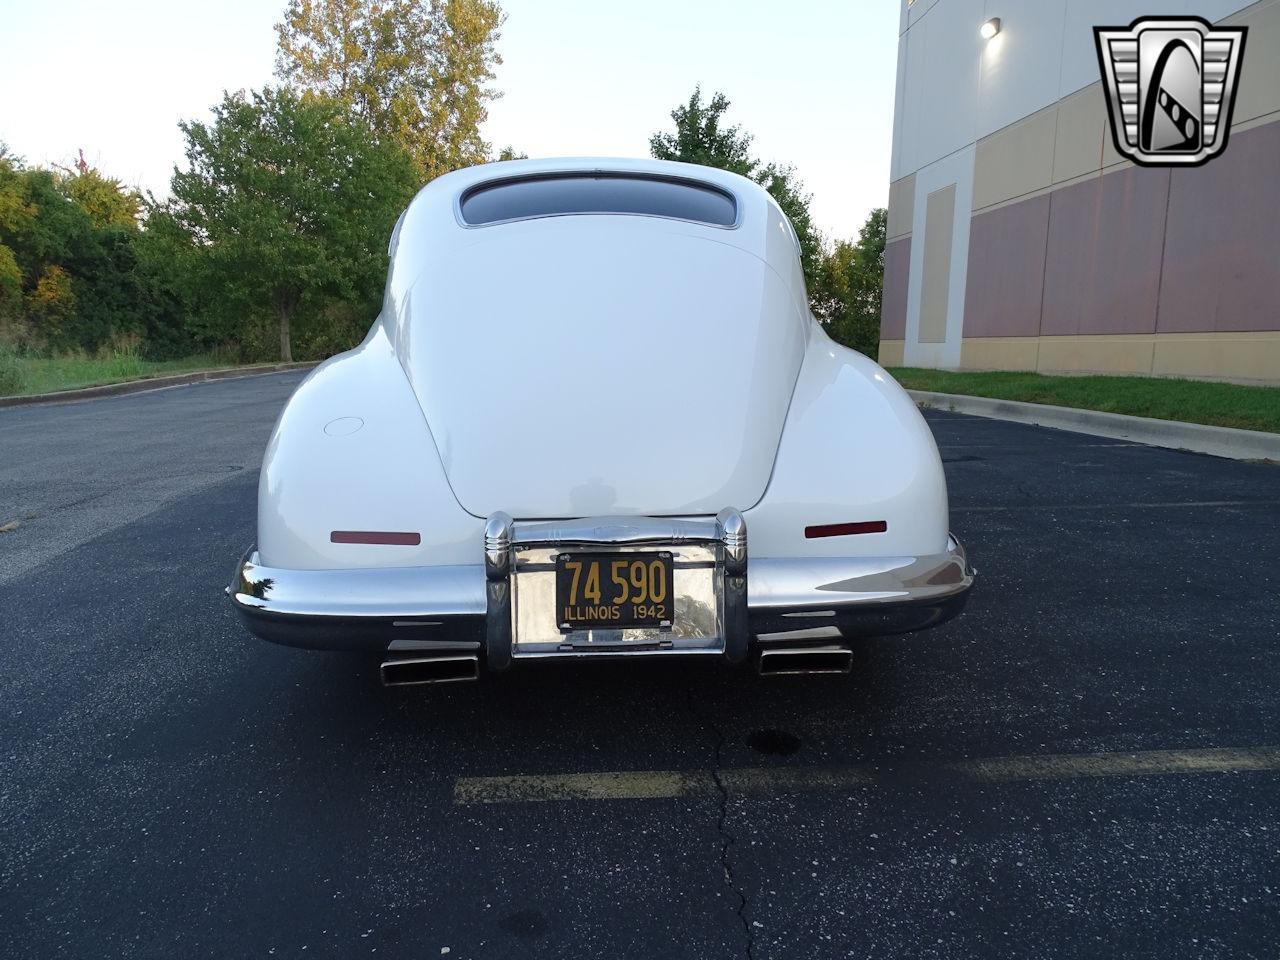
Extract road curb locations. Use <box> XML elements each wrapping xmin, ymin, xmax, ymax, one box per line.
<box><xmin>0</xmin><ymin>361</ymin><xmax>320</xmax><ymax>409</ymax></box>
<box><xmin>909</xmin><ymin>389</ymin><xmax>1280</xmax><ymax>463</ymax></box>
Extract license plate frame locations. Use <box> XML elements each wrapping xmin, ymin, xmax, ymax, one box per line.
<box><xmin>554</xmin><ymin>551</ymin><xmax>675</xmax><ymax>632</ymax></box>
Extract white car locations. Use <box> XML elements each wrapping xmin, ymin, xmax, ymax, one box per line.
<box><xmin>228</xmin><ymin>157</ymin><xmax>973</xmax><ymax>684</ymax></box>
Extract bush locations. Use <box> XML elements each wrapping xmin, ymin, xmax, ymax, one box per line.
<box><xmin>100</xmin><ymin>332</ymin><xmax>145</xmax><ymax>381</ymax></box>
<box><xmin>0</xmin><ymin>343</ymin><xmax>25</xmax><ymax>396</ymax></box>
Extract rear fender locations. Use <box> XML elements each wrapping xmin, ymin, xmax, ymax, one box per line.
<box><xmin>257</xmin><ymin>322</ymin><xmax>482</xmax><ymax>570</ymax></box>
<box><xmin>743</xmin><ymin>323</ymin><xmax>950</xmax><ymax>559</ymax></box>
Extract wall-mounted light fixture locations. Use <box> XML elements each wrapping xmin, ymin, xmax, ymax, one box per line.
<box><xmin>980</xmin><ymin>17</ymin><xmax>1001</xmax><ymax>40</ymax></box>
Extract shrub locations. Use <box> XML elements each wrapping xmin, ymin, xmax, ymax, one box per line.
<box><xmin>0</xmin><ymin>343</ymin><xmax>25</xmax><ymax>396</ymax></box>
<box><xmin>100</xmin><ymin>332</ymin><xmax>145</xmax><ymax>380</ymax></box>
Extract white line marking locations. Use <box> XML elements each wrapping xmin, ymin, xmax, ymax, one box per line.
<box><xmin>453</xmin><ymin>747</ymin><xmax>1280</xmax><ymax>805</ymax></box>
<box><xmin>953</xmin><ymin>499</ymin><xmax>1280</xmax><ymax>512</ymax></box>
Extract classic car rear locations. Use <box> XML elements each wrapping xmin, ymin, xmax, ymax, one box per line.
<box><xmin>228</xmin><ymin>158</ymin><xmax>974</xmax><ymax>683</ymax></box>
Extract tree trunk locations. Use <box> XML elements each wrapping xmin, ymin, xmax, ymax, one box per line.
<box><xmin>279</xmin><ymin>300</ymin><xmax>292</xmax><ymax>363</ymax></box>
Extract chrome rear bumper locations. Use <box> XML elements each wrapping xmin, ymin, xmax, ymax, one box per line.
<box><xmin>228</xmin><ymin>516</ymin><xmax>973</xmax><ymax>663</ymax></box>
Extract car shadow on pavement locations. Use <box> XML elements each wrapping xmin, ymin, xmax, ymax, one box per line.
<box><xmin>266</xmin><ymin>637</ymin><xmax>919</xmax><ymax>777</ymax></box>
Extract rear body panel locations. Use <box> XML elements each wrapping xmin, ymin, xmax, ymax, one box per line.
<box><xmin>242</xmin><ymin>158</ymin><xmax>971</xmax><ymax>665</ymax></box>
<box><xmin>398</xmin><ymin>216</ymin><xmax>807</xmax><ymax>518</ymax></box>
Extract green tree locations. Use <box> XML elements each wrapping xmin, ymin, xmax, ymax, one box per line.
<box><xmin>0</xmin><ymin>165</ymin><xmax>98</xmax><ymax>348</ymax></box>
<box><xmin>812</xmin><ymin>207</ymin><xmax>886</xmax><ymax>358</ymax></box>
<box><xmin>24</xmin><ymin>263</ymin><xmax>76</xmax><ymax>343</ymax></box>
<box><xmin>58</xmin><ymin>152</ymin><xmax>142</xmax><ymax>229</ymax></box>
<box><xmin>275</xmin><ymin>0</ymin><xmax>504</xmax><ymax>181</ymax></box>
<box><xmin>0</xmin><ymin>243</ymin><xmax>20</xmax><ymax>322</ymax></box>
<box><xmin>155</xmin><ymin>87</ymin><xmax>418</xmax><ymax>362</ymax></box>
<box><xmin>2</xmin><ymin>169</ymin><xmax>84</xmax><ymax>289</ymax></box>
<box><xmin>649</xmin><ymin>89</ymin><xmax>754</xmax><ymax>175</ymax></box>
<box><xmin>650</xmin><ymin>88</ymin><xmax>824</xmax><ymax>300</ymax></box>
<box><xmin>0</xmin><ymin>147</ymin><xmax>29</xmax><ymax>324</ymax></box>
<box><xmin>130</xmin><ymin>218</ymin><xmax>200</xmax><ymax>359</ymax></box>
<box><xmin>0</xmin><ymin>146</ymin><xmax>174</xmax><ymax>353</ymax></box>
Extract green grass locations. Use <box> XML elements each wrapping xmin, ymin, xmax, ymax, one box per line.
<box><xmin>888</xmin><ymin>367</ymin><xmax>1280</xmax><ymax>434</ymax></box>
<box><xmin>0</xmin><ymin>351</ymin><xmax>247</xmax><ymax>398</ymax></box>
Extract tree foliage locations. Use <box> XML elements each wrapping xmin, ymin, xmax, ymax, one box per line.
<box><xmin>0</xmin><ymin>2</ymin><xmax>513</xmax><ymax>368</ymax></box>
<box><xmin>0</xmin><ymin>243</ymin><xmax>20</xmax><ymax>319</ymax></box>
<box><xmin>811</xmin><ymin>207</ymin><xmax>886</xmax><ymax>358</ymax></box>
<box><xmin>649</xmin><ymin>91</ymin><xmax>890</xmax><ymax>358</ymax></box>
<box><xmin>58</xmin><ymin>158</ymin><xmax>142</xmax><ymax>230</ymax></box>
<box><xmin>649</xmin><ymin>89</ymin><xmax>754</xmax><ymax>176</ymax></box>
<box><xmin>650</xmin><ymin>88</ymin><xmax>823</xmax><ymax>299</ymax></box>
<box><xmin>275</xmin><ymin>0</ymin><xmax>504</xmax><ymax>181</ymax></box>
<box><xmin>0</xmin><ymin>27</ymin><xmax>893</xmax><ymax>374</ymax></box>
<box><xmin>0</xmin><ymin>148</ymin><xmax>30</xmax><ymax>322</ymax></box>
<box><xmin>0</xmin><ymin>148</ymin><xmax>161</xmax><ymax>352</ymax></box>
<box><xmin>152</xmin><ymin>86</ymin><xmax>418</xmax><ymax>362</ymax></box>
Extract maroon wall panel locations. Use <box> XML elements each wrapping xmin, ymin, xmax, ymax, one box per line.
<box><xmin>1041</xmin><ymin>165</ymin><xmax>1170</xmax><ymax>336</ymax></box>
<box><xmin>963</xmin><ymin>195</ymin><xmax>1050</xmax><ymax>338</ymax></box>
<box><xmin>881</xmin><ymin>237</ymin><xmax>911</xmax><ymax>340</ymax></box>
<box><xmin>1158</xmin><ymin>121</ymin><xmax>1280</xmax><ymax>334</ymax></box>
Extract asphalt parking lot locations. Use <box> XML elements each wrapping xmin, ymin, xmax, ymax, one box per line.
<box><xmin>2</xmin><ymin>371</ymin><xmax>1278</xmax><ymax>960</ymax></box>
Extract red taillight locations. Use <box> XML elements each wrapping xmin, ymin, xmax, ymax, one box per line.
<box><xmin>804</xmin><ymin>520</ymin><xmax>888</xmax><ymax>539</ymax></box>
<box><xmin>330</xmin><ymin>530</ymin><xmax>421</xmax><ymax>545</ymax></box>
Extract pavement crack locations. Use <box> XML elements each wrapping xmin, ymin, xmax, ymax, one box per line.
<box><xmin>687</xmin><ymin>687</ymin><xmax>756</xmax><ymax>960</ymax></box>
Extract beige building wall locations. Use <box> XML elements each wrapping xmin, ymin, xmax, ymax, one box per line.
<box><xmin>917</xmin><ymin>186</ymin><xmax>956</xmax><ymax>344</ymax></box>
<box><xmin>880</xmin><ymin>0</ymin><xmax>1280</xmax><ymax>384</ymax></box>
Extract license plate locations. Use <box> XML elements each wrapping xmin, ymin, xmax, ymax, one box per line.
<box><xmin>555</xmin><ymin>552</ymin><xmax>674</xmax><ymax>631</ymax></box>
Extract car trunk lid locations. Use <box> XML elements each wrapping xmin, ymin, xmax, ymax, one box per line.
<box><xmin>400</xmin><ymin>217</ymin><xmax>807</xmax><ymax>519</ymax></box>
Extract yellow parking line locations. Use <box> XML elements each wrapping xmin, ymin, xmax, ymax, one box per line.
<box><xmin>454</xmin><ymin>770</ymin><xmax>702</xmax><ymax>805</ymax></box>
<box><xmin>949</xmin><ymin>747</ymin><xmax>1280</xmax><ymax>781</ymax></box>
<box><xmin>453</xmin><ymin>747</ymin><xmax>1280</xmax><ymax>805</ymax></box>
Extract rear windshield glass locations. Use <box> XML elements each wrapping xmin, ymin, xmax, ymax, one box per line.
<box><xmin>459</xmin><ymin>174</ymin><xmax>737</xmax><ymax>227</ymax></box>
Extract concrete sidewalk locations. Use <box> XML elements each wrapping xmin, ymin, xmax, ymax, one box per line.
<box><xmin>910</xmin><ymin>389</ymin><xmax>1280</xmax><ymax>462</ymax></box>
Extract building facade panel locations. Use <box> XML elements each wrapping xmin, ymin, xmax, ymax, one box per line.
<box><xmin>881</xmin><ymin>237</ymin><xmax>912</xmax><ymax>341</ymax></box>
<box><xmin>918</xmin><ymin>186</ymin><xmax>957</xmax><ymax>343</ymax></box>
<box><xmin>891</xmin><ymin>0</ymin><xmax>984</xmax><ymax>180</ymax></box>
<box><xmin>959</xmin><ymin>336</ymin><xmax>1040</xmax><ymax>370</ymax></box>
<box><xmin>1036</xmin><ymin>335</ymin><xmax>1157</xmax><ymax>375</ymax></box>
<box><xmin>1050</xmin><ymin>85</ymin><xmax>1110</xmax><ymax>185</ymax></box>
<box><xmin>1158</xmin><ymin>121</ymin><xmax>1280</xmax><ymax>334</ymax></box>
<box><xmin>973</xmin><ymin>0</ymin><xmax>1067</xmax><ymax>140</ymax></box>
<box><xmin>1058</xmin><ymin>0</ymin><xmax>1245</xmax><ymax>94</ymax></box>
<box><xmin>1040</xmin><ymin>167</ymin><xmax>1170</xmax><ymax>337</ymax></box>
<box><xmin>880</xmin><ymin>0</ymin><xmax>1278</xmax><ymax>382</ymax></box>
<box><xmin>886</xmin><ymin>175</ymin><xmax>916</xmax><ymax>241</ymax></box>
<box><xmin>1153</xmin><ymin>332</ymin><xmax>1280</xmax><ymax>379</ymax></box>
<box><xmin>962</xmin><ymin>196</ymin><xmax>1049</xmax><ymax>338</ymax></box>
<box><xmin>1224</xmin><ymin>0</ymin><xmax>1280</xmax><ymax>125</ymax></box>
<box><xmin>972</xmin><ymin>105</ymin><xmax>1057</xmax><ymax>211</ymax></box>
<box><xmin>902</xmin><ymin>145</ymin><xmax>976</xmax><ymax>370</ymax></box>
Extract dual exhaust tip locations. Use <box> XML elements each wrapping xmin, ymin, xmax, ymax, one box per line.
<box><xmin>380</xmin><ymin>645</ymin><xmax>852</xmax><ymax>685</ymax></box>
<box><xmin>381</xmin><ymin>654</ymin><xmax>479</xmax><ymax>687</ymax></box>
<box><xmin>756</xmin><ymin>645</ymin><xmax>852</xmax><ymax>676</ymax></box>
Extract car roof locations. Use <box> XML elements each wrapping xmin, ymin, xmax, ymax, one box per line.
<box><xmin>396</xmin><ymin>156</ymin><xmax>799</xmax><ymax>267</ymax></box>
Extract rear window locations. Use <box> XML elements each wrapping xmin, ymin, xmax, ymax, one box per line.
<box><xmin>459</xmin><ymin>174</ymin><xmax>737</xmax><ymax>227</ymax></box>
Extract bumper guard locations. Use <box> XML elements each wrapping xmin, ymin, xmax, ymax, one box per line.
<box><xmin>228</xmin><ymin>512</ymin><xmax>973</xmax><ymax>665</ymax></box>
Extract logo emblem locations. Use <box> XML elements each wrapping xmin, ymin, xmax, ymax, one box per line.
<box><xmin>1094</xmin><ymin>17</ymin><xmax>1246</xmax><ymax>167</ymax></box>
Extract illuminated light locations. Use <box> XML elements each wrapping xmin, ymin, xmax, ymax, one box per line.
<box><xmin>331</xmin><ymin>530</ymin><xmax>422</xmax><ymax>545</ymax></box>
<box><xmin>804</xmin><ymin>520</ymin><xmax>888</xmax><ymax>539</ymax></box>
<box><xmin>980</xmin><ymin>17</ymin><xmax>1001</xmax><ymax>40</ymax></box>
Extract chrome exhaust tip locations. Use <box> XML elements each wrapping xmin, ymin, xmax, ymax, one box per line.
<box><xmin>757</xmin><ymin>645</ymin><xmax>853</xmax><ymax>676</ymax></box>
<box><xmin>380</xmin><ymin>654</ymin><xmax>479</xmax><ymax>687</ymax></box>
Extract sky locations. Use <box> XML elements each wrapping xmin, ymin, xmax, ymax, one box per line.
<box><xmin>0</xmin><ymin>0</ymin><xmax>899</xmax><ymax>240</ymax></box>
